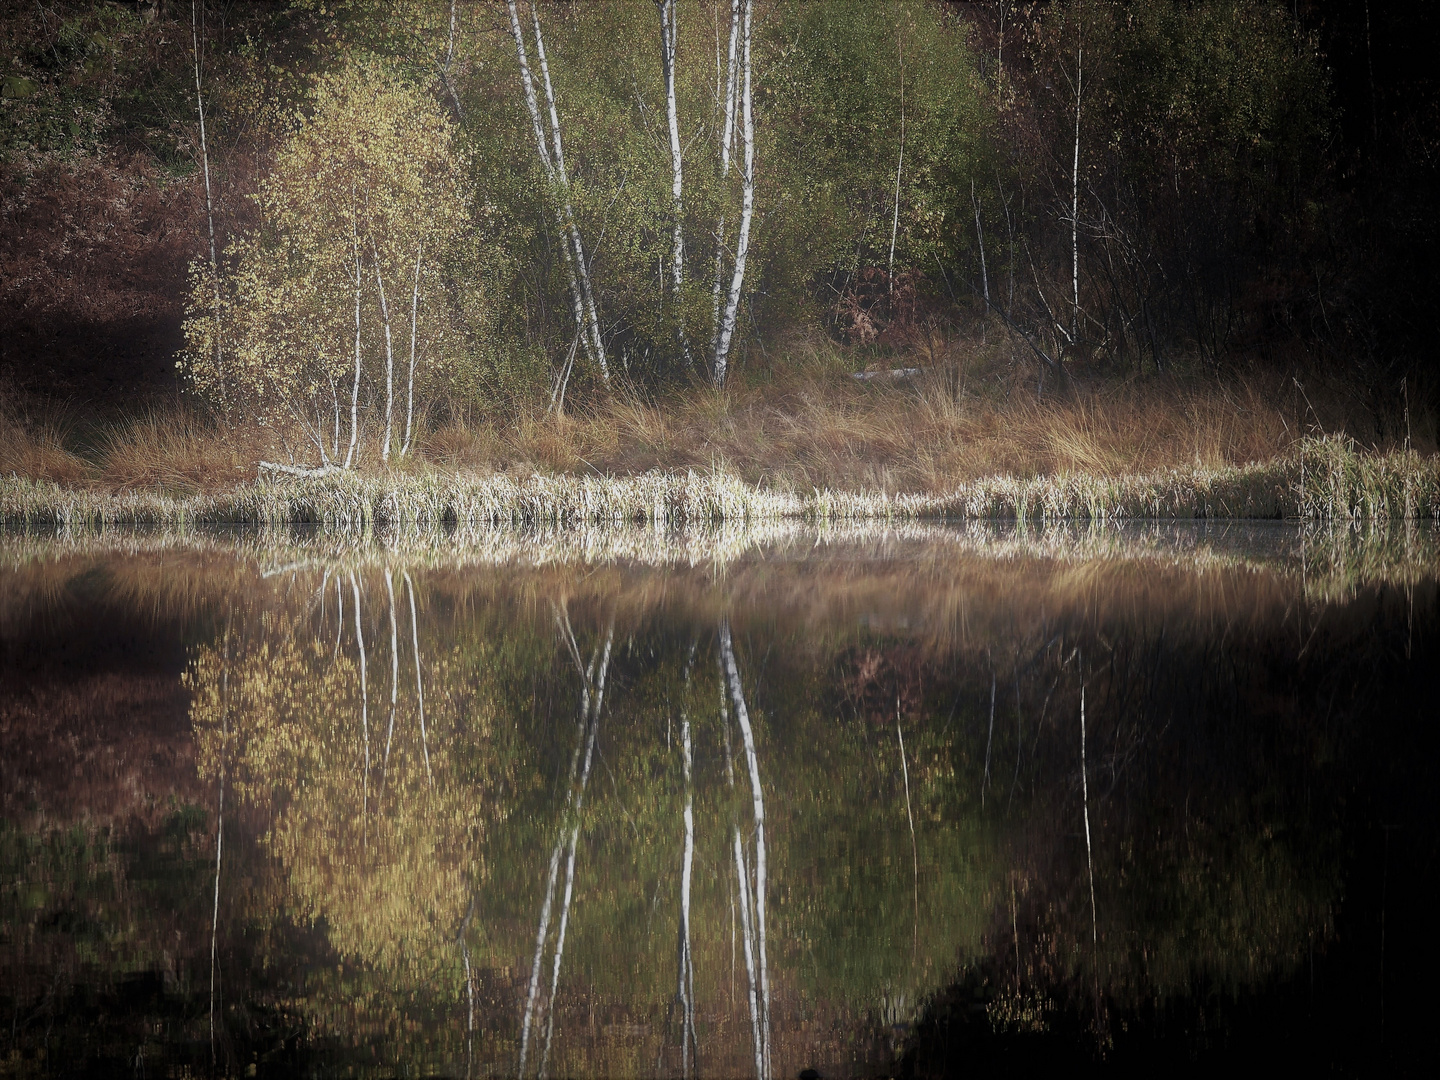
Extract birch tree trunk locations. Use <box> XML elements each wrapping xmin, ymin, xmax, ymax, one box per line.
<box><xmin>345</xmin><ymin>226</ymin><xmax>362</xmax><ymax>469</ymax></box>
<box><xmin>191</xmin><ymin>0</ymin><xmax>223</xmax><ymax>404</ymax></box>
<box><xmin>972</xmin><ymin>179</ymin><xmax>990</xmax><ymax>312</ymax></box>
<box><xmin>530</xmin><ymin>5</ymin><xmax>609</xmax><ymax>380</ymax></box>
<box><xmin>505</xmin><ymin>1</ymin><xmax>610</xmax><ymax>384</ymax></box>
<box><xmin>657</xmin><ymin>0</ymin><xmax>691</xmax><ymax>365</ymax></box>
<box><xmin>888</xmin><ymin>38</ymin><xmax>904</xmax><ymax>296</ymax></box>
<box><xmin>370</xmin><ymin>237</ymin><xmax>396</xmax><ymax>463</ymax></box>
<box><xmin>1071</xmin><ymin>40</ymin><xmax>1083</xmax><ymax>347</ymax></box>
<box><xmin>710</xmin><ymin>0</ymin><xmax>741</xmax><ymax>358</ymax></box>
<box><xmin>713</xmin><ymin>0</ymin><xmax>754</xmax><ymax>388</ymax></box>
<box><xmin>402</xmin><ymin>243</ymin><xmax>422</xmax><ymax>457</ymax></box>
<box><xmin>721</xmin><ymin>618</ymin><xmax>769</xmax><ymax>1077</ymax></box>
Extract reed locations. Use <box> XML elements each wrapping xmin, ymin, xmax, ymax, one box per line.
<box><xmin>2</xmin><ymin>435</ymin><xmax>1436</xmax><ymax>529</ymax></box>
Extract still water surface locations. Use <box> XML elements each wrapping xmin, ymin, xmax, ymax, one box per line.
<box><xmin>0</xmin><ymin>523</ymin><xmax>1435</xmax><ymax>1077</ymax></box>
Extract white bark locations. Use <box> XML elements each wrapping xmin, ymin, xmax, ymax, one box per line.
<box><xmin>370</xmin><ymin>238</ymin><xmax>396</xmax><ymax>463</ymax></box>
<box><xmin>402</xmin><ymin>242</ymin><xmax>422</xmax><ymax>458</ymax></box>
<box><xmin>505</xmin><ymin>1</ymin><xmax>608</xmax><ymax>383</ymax></box>
<box><xmin>1081</xmin><ymin>685</ymin><xmax>1096</xmax><ymax>945</ymax></box>
<box><xmin>713</xmin><ymin>0</ymin><xmax>754</xmax><ymax>387</ymax></box>
<box><xmin>658</xmin><ymin>0</ymin><xmax>691</xmax><ymax>365</ymax></box>
<box><xmin>442</xmin><ymin>0</ymin><xmax>464</xmax><ymax>120</ymax></box>
<box><xmin>351</xmin><ymin>575</ymin><xmax>370</xmax><ymax>824</ymax></box>
<box><xmin>405</xmin><ymin>570</ymin><xmax>432</xmax><ymax>786</ymax></box>
<box><xmin>531</xmin><ymin>5</ymin><xmax>609</xmax><ymax>381</ymax></box>
<box><xmin>520</xmin><ymin>617</ymin><xmax>613</xmax><ymax>1079</ymax></box>
<box><xmin>721</xmin><ymin>618</ymin><xmax>769</xmax><ymax>1077</ymax></box>
<box><xmin>345</xmin><ymin>225</ymin><xmax>362</xmax><ymax>469</ymax></box>
<box><xmin>191</xmin><ymin>0</ymin><xmax>223</xmax><ymax>401</ymax></box>
<box><xmin>972</xmin><ymin>179</ymin><xmax>990</xmax><ymax>312</ymax></box>
<box><xmin>888</xmin><ymin>38</ymin><xmax>904</xmax><ymax>295</ymax></box>
<box><xmin>1071</xmin><ymin>41</ymin><xmax>1083</xmax><ymax>346</ymax></box>
<box><xmin>710</xmin><ymin>0</ymin><xmax>741</xmax><ymax>356</ymax></box>
<box><xmin>384</xmin><ymin>569</ymin><xmax>398</xmax><ymax>781</ymax></box>
<box><xmin>208</xmin><ymin>620</ymin><xmax>228</xmax><ymax>1058</ymax></box>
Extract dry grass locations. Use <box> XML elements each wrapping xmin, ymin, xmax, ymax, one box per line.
<box><xmin>417</xmin><ymin>340</ymin><xmax>1415</xmax><ymax>493</ymax></box>
<box><xmin>2</xmin><ymin>333</ymin><xmax>1434</xmax><ymax>511</ymax></box>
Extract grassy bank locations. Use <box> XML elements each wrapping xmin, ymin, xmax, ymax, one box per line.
<box><xmin>2</xmin><ymin>435</ymin><xmax>1436</xmax><ymax>528</ymax></box>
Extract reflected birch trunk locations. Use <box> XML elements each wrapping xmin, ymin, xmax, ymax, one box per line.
<box><xmin>667</xmin><ymin>643</ymin><xmax>699</xmax><ymax>1077</ymax></box>
<box><xmin>350</xmin><ymin>574</ymin><xmax>369</xmax><ymax>829</ymax></box>
<box><xmin>1080</xmin><ymin>685</ymin><xmax>1096</xmax><ymax>946</ymax></box>
<box><xmin>896</xmin><ymin>696</ymin><xmax>919</xmax><ymax>959</ymax></box>
<box><xmin>721</xmin><ymin>618</ymin><xmax>769</xmax><ymax>1077</ymax></box>
<box><xmin>520</xmin><ymin>613</ymin><xmax>614</xmax><ymax>1079</ymax></box>
<box><xmin>209</xmin><ymin>614</ymin><xmax>230</xmax><ymax>1065</ymax></box>
<box><xmin>383</xmin><ymin>569</ymin><xmax>399</xmax><ymax>785</ymax></box>
<box><xmin>405</xmin><ymin>570</ymin><xmax>432</xmax><ymax>786</ymax></box>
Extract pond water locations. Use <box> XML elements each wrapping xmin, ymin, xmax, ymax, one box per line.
<box><xmin>0</xmin><ymin>523</ymin><xmax>1435</xmax><ymax>1078</ymax></box>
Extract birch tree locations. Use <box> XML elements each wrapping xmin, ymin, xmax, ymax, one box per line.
<box><xmin>657</xmin><ymin>0</ymin><xmax>692</xmax><ymax>365</ymax></box>
<box><xmin>505</xmin><ymin>0</ymin><xmax>610</xmax><ymax>384</ymax></box>
<box><xmin>713</xmin><ymin>0</ymin><xmax>755</xmax><ymax>388</ymax></box>
<box><xmin>183</xmin><ymin>63</ymin><xmax>467</xmax><ymax>465</ymax></box>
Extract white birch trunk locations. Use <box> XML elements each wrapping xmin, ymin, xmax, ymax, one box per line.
<box><xmin>972</xmin><ymin>179</ymin><xmax>990</xmax><ymax>312</ymax></box>
<box><xmin>888</xmin><ymin>39</ymin><xmax>904</xmax><ymax>295</ymax></box>
<box><xmin>1081</xmin><ymin>684</ymin><xmax>1097</xmax><ymax>945</ymax></box>
<box><xmin>351</xmin><ymin>575</ymin><xmax>369</xmax><ymax>823</ymax></box>
<box><xmin>370</xmin><ymin>238</ymin><xmax>396</xmax><ymax>463</ymax></box>
<box><xmin>384</xmin><ymin>569</ymin><xmax>398</xmax><ymax>780</ymax></box>
<box><xmin>405</xmin><ymin>570</ymin><xmax>432</xmax><ymax>785</ymax></box>
<box><xmin>402</xmin><ymin>242</ymin><xmax>422</xmax><ymax>457</ymax></box>
<box><xmin>505</xmin><ymin>1</ymin><xmax>605</xmax><ymax>381</ymax></box>
<box><xmin>1071</xmin><ymin>42</ymin><xmax>1083</xmax><ymax>346</ymax></box>
<box><xmin>658</xmin><ymin>0</ymin><xmax>691</xmax><ymax>365</ymax></box>
<box><xmin>721</xmin><ymin>618</ymin><xmax>769</xmax><ymax>1077</ymax></box>
<box><xmin>713</xmin><ymin>0</ymin><xmax>754</xmax><ymax>388</ymax></box>
<box><xmin>530</xmin><ymin>5</ymin><xmax>609</xmax><ymax>381</ymax></box>
<box><xmin>191</xmin><ymin>0</ymin><xmax>223</xmax><ymax>403</ymax></box>
<box><xmin>345</xmin><ymin>225</ymin><xmax>362</xmax><ymax>469</ymax></box>
<box><xmin>710</xmin><ymin>0</ymin><xmax>741</xmax><ymax>357</ymax></box>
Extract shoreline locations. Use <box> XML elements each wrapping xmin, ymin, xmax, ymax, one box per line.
<box><xmin>2</xmin><ymin>437</ymin><xmax>1437</xmax><ymax>529</ymax></box>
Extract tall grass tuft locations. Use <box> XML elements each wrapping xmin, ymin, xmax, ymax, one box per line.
<box><xmin>2</xmin><ymin>437</ymin><xmax>1436</xmax><ymax>528</ymax></box>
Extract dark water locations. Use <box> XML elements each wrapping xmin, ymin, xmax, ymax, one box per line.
<box><xmin>0</xmin><ymin>524</ymin><xmax>1435</xmax><ymax>1078</ymax></box>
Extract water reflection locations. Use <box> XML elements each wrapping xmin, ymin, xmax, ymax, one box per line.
<box><xmin>0</xmin><ymin>525</ymin><xmax>1435</xmax><ymax>1076</ymax></box>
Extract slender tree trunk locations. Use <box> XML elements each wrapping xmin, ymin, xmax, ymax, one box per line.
<box><xmin>345</xmin><ymin>225</ymin><xmax>362</xmax><ymax>469</ymax></box>
<box><xmin>530</xmin><ymin>3</ymin><xmax>609</xmax><ymax>380</ymax></box>
<box><xmin>191</xmin><ymin>0</ymin><xmax>223</xmax><ymax>402</ymax></box>
<box><xmin>997</xmin><ymin>0</ymin><xmax>1005</xmax><ymax>82</ymax></box>
<box><xmin>442</xmin><ymin>0</ymin><xmax>465</xmax><ymax>121</ymax></box>
<box><xmin>383</xmin><ymin>569</ymin><xmax>399</xmax><ymax>785</ymax></box>
<box><xmin>888</xmin><ymin>37</ymin><xmax>904</xmax><ymax>296</ymax></box>
<box><xmin>721</xmin><ymin>618</ymin><xmax>769</xmax><ymax>1077</ymax></box>
<box><xmin>521</xmin><ymin>616</ymin><xmax>613</xmax><ymax>1079</ymax></box>
<box><xmin>405</xmin><ymin>571</ymin><xmax>432</xmax><ymax>786</ymax></box>
<box><xmin>713</xmin><ymin>0</ymin><xmax>754</xmax><ymax>388</ymax></box>
<box><xmin>208</xmin><ymin>619</ymin><xmax>229</xmax><ymax>1064</ymax></box>
<box><xmin>1071</xmin><ymin>41</ymin><xmax>1083</xmax><ymax>347</ymax></box>
<box><xmin>658</xmin><ymin>0</ymin><xmax>692</xmax><ymax>366</ymax></box>
<box><xmin>1080</xmin><ymin>684</ymin><xmax>1096</xmax><ymax>946</ymax></box>
<box><xmin>505</xmin><ymin>1</ymin><xmax>608</xmax><ymax>383</ymax></box>
<box><xmin>370</xmin><ymin>238</ymin><xmax>396</xmax><ymax>463</ymax></box>
<box><xmin>711</xmin><ymin>0</ymin><xmax>741</xmax><ymax>358</ymax></box>
<box><xmin>676</xmin><ymin>647</ymin><xmax>699</xmax><ymax>1076</ymax></box>
<box><xmin>351</xmin><ymin>575</ymin><xmax>370</xmax><ymax>826</ymax></box>
<box><xmin>972</xmin><ymin>179</ymin><xmax>990</xmax><ymax>312</ymax></box>
<box><xmin>896</xmin><ymin>699</ymin><xmax>919</xmax><ymax>959</ymax></box>
<box><xmin>402</xmin><ymin>242</ymin><xmax>422</xmax><ymax>457</ymax></box>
